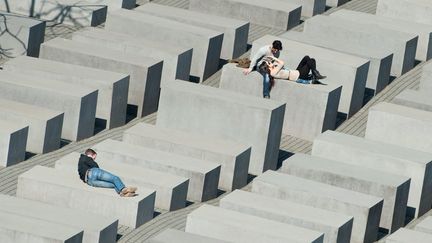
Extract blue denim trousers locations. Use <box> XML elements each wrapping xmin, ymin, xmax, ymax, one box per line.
<box><xmin>261</xmin><ymin>73</ymin><xmax>271</xmax><ymax>97</ymax></box>
<box><xmin>87</xmin><ymin>168</ymin><xmax>125</xmax><ymax>194</ymax></box>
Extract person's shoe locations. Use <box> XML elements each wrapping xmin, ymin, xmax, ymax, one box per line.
<box><xmin>264</xmin><ymin>95</ymin><xmax>270</xmax><ymax>99</ymax></box>
<box><xmin>121</xmin><ymin>187</ymin><xmax>137</xmax><ymax>195</ymax></box>
<box><xmin>312</xmin><ymin>79</ymin><xmax>327</xmax><ymax>85</ymax></box>
<box><xmin>312</xmin><ymin>69</ymin><xmax>326</xmax><ymax>80</ymax></box>
<box><xmin>121</xmin><ymin>192</ymin><xmax>136</xmax><ymax>197</ymax></box>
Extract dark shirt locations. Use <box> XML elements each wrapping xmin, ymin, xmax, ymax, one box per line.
<box><xmin>78</xmin><ymin>154</ymin><xmax>99</xmax><ymax>182</ymax></box>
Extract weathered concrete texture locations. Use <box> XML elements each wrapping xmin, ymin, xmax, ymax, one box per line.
<box><xmin>122</xmin><ymin>122</ymin><xmax>250</xmax><ymax>191</ymax></box>
<box><xmin>105</xmin><ymin>9</ymin><xmax>223</xmax><ymax>82</ymax></box>
<box><xmin>0</xmin><ymin>194</ymin><xmax>118</xmax><ymax>243</ymax></box>
<box><xmin>220</xmin><ymin>63</ymin><xmax>341</xmax><ymax>141</ymax></box>
<box><xmin>16</xmin><ymin>165</ymin><xmax>156</xmax><ymax>228</ymax></box>
<box><xmin>0</xmin><ymin>97</ymin><xmax>63</xmax><ymax>154</ymax></box>
<box><xmin>0</xmin><ymin>0</ymin><xmax>107</xmax><ymax>26</ymax></box>
<box><xmin>93</xmin><ymin>139</ymin><xmax>221</xmax><ymax>202</ymax></box>
<box><xmin>55</xmin><ymin>152</ymin><xmax>189</xmax><ymax>211</ymax></box>
<box><xmin>156</xmin><ymin>80</ymin><xmax>285</xmax><ymax>175</ymax></box>
<box><xmin>377</xmin><ymin>0</ymin><xmax>432</xmax><ymax>26</ymax></box>
<box><xmin>366</xmin><ymin>102</ymin><xmax>432</xmax><ymax>153</ymax></box>
<box><xmin>280</xmin><ymin>153</ymin><xmax>410</xmax><ymax>232</ymax></box>
<box><xmin>186</xmin><ymin>204</ymin><xmax>325</xmax><ymax>243</ymax></box>
<box><xmin>40</xmin><ymin>37</ymin><xmax>162</xmax><ymax>117</ymax></box>
<box><xmin>280</xmin><ymin>30</ymin><xmax>393</xmax><ymax>94</ymax></box>
<box><xmin>88</xmin><ymin>0</ymin><xmax>136</xmax><ymax>11</ymax></box>
<box><xmin>414</xmin><ymin>216</ymin><xmax>432</xmax><ymax>234</ymax></box>
<box><xmin>252</xmin><ymin>171</ymin><xmax>383</xmax><ymax>243</ymax></box>
<box><xmin>3</xmin><ymin>56</ymin><xmax>129</xmax><ymax>129</ymax></box>
<box><xmin>392</xmin><ymin>89</ymin><xmax>432</xmax><ymax>113</ymax></box>
<box><xmin>135</xmin><ymin>3</ymin><xmax>249</xmax><ymax>59</ymax></box>
<box><xmin>330</xmin><ymin>9</ymin><xmax>432</xmax><ymax>62</ymax></box>
<box><xmin>288</xmin><ymin>0</ymin><xmax>325</xmax><ymax>17</ymax></box>
<box><xmin>251</xmin><ymin>35</ymin><xmax>369</xmax><ymax>117</ymax></box>
<box><xmin>0</xmin><ymin>71</ymin><xmax>97</xmax><ymax>141</ymax></box>
<box><xmin>326</xmin><ymin>0</ymin><xmax>349</xmax><ymax>7</ymax></box>
<box><xmin>312</xmin><ymin>130</ymin><xmax>432</xmax><ymax>218</ymax></box>
<box><xmin>0</xmin><ymin>211</ymin><xmax>83</xmax><ymax>243</ymax></box>
<box><xmin>303</xmin><ymin>15</ymin><xmax>418</xmax><ymax>77</ymax></box>
<box><xmin>189</xmin><ymin>0</ymin><xmax>301</xmax><ymax>30</ymax></box>
<box><xmin>148</xmin><ymin>229</ymin><xmax>230</xmax><ymax>243</ymax></box>
<box><xmin>385</xmin><ymin>228</ymin><xmax>432</xmax><ymax>243</ymax></box>
<box><xmin>220</xmin><ymin>190</ymin><xmax>353</xmax><ymax>243</ymax></box>
<box><xmin>420</xmin><ymin>62</ymin><xmax>432</xmax><ymax>92</ymax></box>
<box><xmin>72</xmin><ymin>27</ymin><xmax>192</xmax><ymax>85</ymax></box>
<box><xmin>0</xmin><ymin>11</ymin><xmax>45</xmax><ymax>57</ymax></box>
<box><xmin>0</xmin><ymin>120</ymin><xmax>28</xmax><ymax>167</ymax></box>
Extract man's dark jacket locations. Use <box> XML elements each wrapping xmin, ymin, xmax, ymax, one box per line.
<box><xmin>78</xmin><ymin>154</ymin><xmax>99</xmax><ymax>182</ymax></box>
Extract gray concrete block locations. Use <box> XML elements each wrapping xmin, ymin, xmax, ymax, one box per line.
<box><xmin>0</xmin><ymin>98</ymin><xmax>63</xmax><ymax>154</ymax></box>
<box><xmin>251</xmin><ymin>35</ymin><xmax>369</xmax><ymax>117</ymax></box>
<box><xmin>377</xmin><ymin>0</ymin><xmax>432</xmax><ymax>25</ymax></box>
<box><xmin>303</xmin><ymin>15</ymin><xmax>418</xmax><ymax>77</ymax></box>
<box><xmin>186</xmin><ymin>204</ymin><xmax>325</xmax><ymax>243</ymax></box>
<box><xmin>122</xmin><ymin>122</ymin><xmax>250</xmax><ymax>191</ymax></box>
<box><xmin>135</xmin><ymin>3</ymin><xmax>249</xmax><ymax>59</ymax></box>
<box><xmin>414</xmin><ymin>216</ymin><xmax>432</xmax><ymax>235</ymax></box>
<box><xmin>17</xmin><ymin>165</ymin><xmax>156</xmax><ymax>228</ymax></box>
<box><xmin>288</xmin><ymin>0</ymin><xmax>326</xmax><ymax>17</ymax></box>
<box><xmin>105</xmin><ymin>9</ymin><xmax>223</xmax><ymax>82</ymax></box>
<box><xmin>220</xmin><ymin>63</ymin><xmax>341</xmax><ymax>140</ymax></box>
<box><xmin>0</xmin><ymin>11</ymin><xmax>45</xmax><ymax>57</ymax></box>
<box><xmin>40</xmin><ymin>37</ymin><xmax>162</xmax><ymax>117</ymax></box>
<box><xmin>312</xmin><ymin>130</ymin><xmax>432</xmax><ymax>218</ymax></box>
<box><xmin>0</xmin><ymin>120</ymin><xmax>28</xmax><ymax>167</ymax></box>
<box><xmin>220</xmin><ymin>190</ymin><xmax>353</xmax><ymax>243</ymax></box>
<box><xmin>326</xmin><ymin>0</ymin><xmax>349</xmax><ymax>7</ymax></box>
<box><xmin>87</xmin><ymin>0</ymin><xmax>136</xmax><ymax>11</ymax></box>
<box><xmin>55</xmin><ymin>152</ymin><xmax>189</xmax><ymax>211</ymax></box>
<box><xmin>280</xmin><ymin>153</ymin><xmax>410</xmax><ymax>232</ymax></box>
<box><xmin>148</xmin><ymin>229</ymin><xmax>230</xmax><ymax>243</ymax></box>
<box><xmin>330</xmin><ymin>9</ymin><xmax>432</xmax><ymax>61</ymax></box>
<box><xmin>280</xmin><ymin>30</ymin><xmax>393</xmax><ymax>94</ymax></box>
<box><xmin>392</xmin><ymin>89</ymin><xmax>432</xmax><ymax>113</ymax></box>
<box><xmin>366</xmin><ymin>102</ymin><xmax>432</xmax><ymax>153</ymax></box>
<box><xmin>3</xmin><ymin>55</ymin><xmax>129</xmax><ymax>129</ymax></box>
<box><xmin>0</xmin><ymin>211</ymin><xmax>83</xmax><ymax>243</ymax></box>
<box><xmin>252</xmin><ymin>171</ymin><xmax>384</xmax><ymax>243</ymax></box>
<box><xmin>420</xmin><ymin>62</ymin><xmax>432</xmax><ymax>92</ymax></box>
<box><xmin>0</xmin><ymin>70</ymin><xmax>97</xmax><ymax>141</ymax></box>
<box><xmin>189</xmin><ymin>0</ymin><xmax>301</xmax><ymax>30</ymax></box>
<box><xmin>93</xmin><ymin>139</ymin><xmax>221</xmax><ymax>202</ymax></box>
<box><xmin>0</xmin><ymin>194</ymin><xmax>118</xmax><ymax>243</ymax></box>
<box><xmin>0</xmin><ymin>0</ymin><xmax>107</xmax><ymax>26</ymax></box>
<box><xmin>72</xmin><ymin>27</ymin><xmax>192</xmax><ymax>85</ymax></box>
<box><xmin>385</xmin><ymin>228</ymin><xmax>432</xmax><ymax>243</ymax></box>
<box><xmin>156</xmin><ymin>80</ymin><xmax>285</xmax><ymax>175</ymax></box>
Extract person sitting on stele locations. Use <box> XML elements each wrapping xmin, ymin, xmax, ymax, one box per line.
<box><xmin>78</xmin><ymin>148</ymin><xmax>137</xmax><ymax>197</ymax></box>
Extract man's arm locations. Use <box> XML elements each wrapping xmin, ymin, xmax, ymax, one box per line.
<box><xmin>243</xmin><ymin>45</ymin><xmax>268</xmax><ymax>75</ymax></box>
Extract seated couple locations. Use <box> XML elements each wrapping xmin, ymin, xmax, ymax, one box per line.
<box><xmin>244</xmin><ymin>40</ymin><xmax>326</xmax><ymax>98</ymax></box>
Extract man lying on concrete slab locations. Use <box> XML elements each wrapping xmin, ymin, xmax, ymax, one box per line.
<box><xmin>78</xmin><ymin>148</ymin><xmax>137</xmax><ymax>197</ymax></box>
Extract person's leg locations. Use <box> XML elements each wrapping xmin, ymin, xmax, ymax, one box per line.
<box><xmin>87</xmin><ymin>168</ymin><xmax>125</xmax><ymax>194</ymax></box>
<box><xmin>261</xmin><ymin>72</ymin><xmax>271</xmax><ymax>98</ymax></box>
<box><xmin>296</xmin><ymin>56</ymin><xmax>326</xmax><ymax>80</ymax></box>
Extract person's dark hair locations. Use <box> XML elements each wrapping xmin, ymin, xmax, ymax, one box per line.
<box><xmin>85</xmin><ymin>148</ymin><xmax>97</xmax><ymax>156</ymax></box>
<box><xmin>272</xmin><ymin>40</ymin><xmax>283</xmax><ymax>51</ymax></box>
<box><xmin>258</xmin><ymin>62</ymin><xmax>275</xmax><ymax>88</ymax></box>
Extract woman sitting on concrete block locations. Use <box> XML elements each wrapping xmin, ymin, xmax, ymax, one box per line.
<box><xmin>78</xmin><ymin>148</ymin><xmax>137</xmax><ymax>197</ymax></box>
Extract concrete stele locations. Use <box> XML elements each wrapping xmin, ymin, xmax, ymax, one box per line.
<box><xmin>377</xmin><ymin>0</ymin><xmax>432</xmax><ymax>26</ymax></box>
<box><xmin>392</xmin><ymin>89</ymin><xmax>432</xmax><ymax>113</ymax></box>
<box><xmin>156</xmin><ymin>80</ymin><xmax>285</xmax><ymax>175</ymax></box>
<box><xmin>147</xmin><ymin>229</ymin><xmax>230</xmax><ymax>243</ymax></box>
<box><xmin>385</xmin><ymin>228</ymin><xmax>432</xmax><ymax>243</ymax></box>
<box><xmin>16</xmin><ymin>165</ymin><xmax>156</xmax><ymax>228</ymax></box>
<box><xmin>0</xmin><ymin>120</ymin><xmax>28</xmax><ymax>167</ymax></box>
<box><xmin>186</xmin><ymin>204</ymin><xmax>324</xmax><ymax>243</ymax></box>
<box><xmin>414</xmin><ymin>216</ymin><xmax>432</xmax><ymax>235</ymax></box>
<box><xmin>122</xmin><ymin>122</ymin><xmax>251</xmax><ymax>191</ymax></box>
<box><xmin>312</xmin><ymin>130</ymin><xmax>432</xmax><ymax>218</ymax></box>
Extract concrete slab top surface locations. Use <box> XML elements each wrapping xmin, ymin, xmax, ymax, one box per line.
<box><xmin>416</xmin><ymin>216</ymin><xmax>432</xmax><ymax>230</ymax></box>
<box><xmin>0</xmin><ymin>70</ymin><xmax>97</xmax><ymax>97</ymax></box>
<box><xmin>371</xmin><ymin>102</ymin><xmax>432</xmax><ymax>122</ymax></box>
<box><xmin>125</xmin><ymin>123</ymin><xmax>250</xmax><ymax>155</ymax></box>
<box><xmin>0</xmin><ymin>120</ymin><xmax>27</xmax><ymax>134</ymax></box>
<box><xmin>163</xmin><ymin>80</ymin><xmax>285</xmax><ymax>110</ymax></box>
<box><xmin>0</xmin><ymin>98</ymin><xmax>63</xmax><ymax>120</ymax></box>
<box><xmin>283</xmin><ymin>153</ymin><xmax>410</xmax><ymax>186</ymax></box>
<box><xmin>257</xmin><ymin>170</ymin><xmax>383</xmax><ymax>207</ymax></box>
<box><xmin>222</xmin><ymin>0</ymin><xmax>301</xmax><ymax>10</ymax></box>
<box><xmin>386</xmin><ymin>228</ymin><xmax>432</xmax><ymax>243</ymax></box>
<box><xmin>110</xmin><ymin>9</ymin><xmax>223</xmax><ymax>38</ymax></box>
<box><xmin>149</xmin><ymin>228</ymin><xmax>230</xmax><ymax>243</ymax></box>
<box><xmin>0</xmin><ymin>11</ymin><xmax>44</xmax><ymax>27</ymax></box>
<box><xmin>43</xmin><ymin>38</ymin><xmax>162</xmax><ymax>67</ymax></box>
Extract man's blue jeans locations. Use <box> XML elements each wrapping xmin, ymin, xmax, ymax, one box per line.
<box><xmin>87</xmin><ymin>168</ymin><xmax>125</xmax><ymax>194</ymax></box>
<box><xmin>262</xmin><ymin>73</ymin><xmax>271</xmax><ymax>97</ymax></box>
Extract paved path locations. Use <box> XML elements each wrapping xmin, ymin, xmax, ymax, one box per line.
<box><xmin>0</xmin><ymin>0</ymin><xmax>430</xmax><ymax>241</ymax></box>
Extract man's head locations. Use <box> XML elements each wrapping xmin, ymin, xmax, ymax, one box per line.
<box><xmin>85</xmin><ymin>148</ymin><xmax>97</xmax><ymax>160</ymax></box>
<box><xmin>271</xmin><ymin>40</ymin><xmax>283</xmax><ymax>54</ymax></box>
